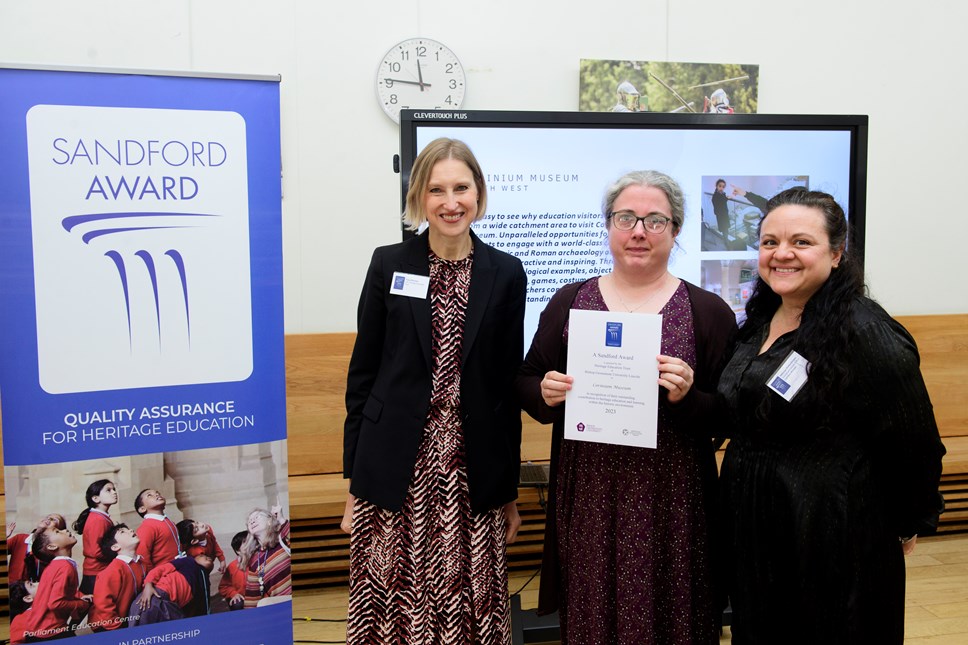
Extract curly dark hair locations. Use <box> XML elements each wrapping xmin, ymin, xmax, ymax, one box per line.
<box><xmin>740</xmin><ymin>187</ymin><xmax>865</xmax><ymax>424</ymax></box>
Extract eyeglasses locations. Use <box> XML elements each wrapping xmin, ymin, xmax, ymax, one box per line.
<box><xmin>608</xmin><ymin>212</ymin><xmax>672</xmax><ymax>234</ymax></box>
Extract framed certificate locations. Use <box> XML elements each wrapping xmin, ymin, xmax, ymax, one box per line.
<box><xmin>564</xmin><ymin>309</ymin><xmax>662</xmax><ymax>449</ymax></box>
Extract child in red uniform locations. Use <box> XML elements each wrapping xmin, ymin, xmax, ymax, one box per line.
<box><xmin>218</xmin><ymin>531</ymin><xmax>248</xmax><ymax>611</ymax></box>
<box><xmin>72</xmin><ymin>479</ymin><xmax>119</xmax><ymax>593</ymax></box>
<box><xmin>133</xmin><ymin>489</ymin><xmax>179</xmax><ymax>571</ymax></box>
<box><xmin>8</xmin><ymin>580</ymin><xmax>39</xmax><ymax>644</ymax></box>
<box><xmin>177</xmin><ymin>519</ymin><xmax>226</xmax><ymax>573</ymax></box>
<box><xmin>133</xmin><ymin>554</ymin><xmax>214</xmax><ymax>624</ymax></box>
<box><xmin>17</xmin><ymin>526</ymin><xmax>92</xmax><ymax>642</ymax></box>
<box><xmin>88</xmin><ymin>523</ymin><xmax>146</xmax><ymax>632</ymax></box>
<box><xmin>6</xmin><ymin>514</ymin><xmax>67</xmax><ymax>583</ymax></box>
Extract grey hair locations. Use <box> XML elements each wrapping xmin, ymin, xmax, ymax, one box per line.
<box><xmin>602</xmin><ymin>170</ymin><xmax>686</xmax><ymax>234</ymax></box>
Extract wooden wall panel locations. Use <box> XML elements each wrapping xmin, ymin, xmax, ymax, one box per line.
<box><xmin>2</xmin><ymin>315</ymin><xmax>965</xmax><ymax>495</ymax></box>
<box><xmin>895</xmin><ymin>315</ymin><xmax>968</xmax><ymax>439</ymax></box>
<box><xmin>284</xmin><ymin>333</ymin><xmax>555</xmax><ymax>477</ymax></box>
<box><xmin>285</xmin><ymin>333</ymin><xmax>355</xmax><ymax>476</ymax></box>
<box><xmin>285</xmin><ymin>314</ymin><xmax>968</xmax><ymax>476</ymax></box>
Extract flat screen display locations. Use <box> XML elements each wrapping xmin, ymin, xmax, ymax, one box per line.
<box><xmin>400</xmin><ymin>110</ymin><xmax>867</xmax><ymax>344</ymax></box>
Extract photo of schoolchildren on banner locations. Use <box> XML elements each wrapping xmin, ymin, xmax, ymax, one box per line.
<box><xmin>0</xmin><ymin>66</ymin><xmax>289</xmax><ymax>644</ymax></box>
<box><xmin>5</xmin><ymin>443</ymin><xmax>289</xmax><ymax>641</ymax></box>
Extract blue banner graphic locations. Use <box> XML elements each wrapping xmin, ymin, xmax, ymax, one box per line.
<box><xmin>0</xmin><ymin>68</ymin><xmax>285</xmax><ymax>466</ymax></box>
<box><xmin>1</xmin><ymin>66</ymin><xmax>290</xmax><ymax>645</ymax></box>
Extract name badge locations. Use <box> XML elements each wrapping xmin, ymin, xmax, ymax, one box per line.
<box><xmin>766</xmin><ymin>350</ymin><xmax>810</xmax><ymax>402</ymax></box>
<box><xmin>389</xmin><ymin>272</ymin><xmax>430</xmax><ymax>299</ymax></box>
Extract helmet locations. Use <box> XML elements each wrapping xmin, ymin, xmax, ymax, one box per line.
<box><xmin>614</xmin><ymin>81</ymin><xmax>641</xmax><ymax>112</ymax></box>
<box><xmin>708</xmin><ymin>88</ymin><xmax>731</xmax><ymax>113</ymax></box>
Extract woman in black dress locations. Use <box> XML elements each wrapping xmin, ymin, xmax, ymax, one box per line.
<box><xmin>718</xmin><ymin>187</ymin><xmax>946</xmax><ymax>644</ymax></box>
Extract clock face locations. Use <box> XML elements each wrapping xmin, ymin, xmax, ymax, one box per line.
<box><xmin>376</xmin><ymin>38</ymin><xmax>466</xmax><ymax>123</ymax></box>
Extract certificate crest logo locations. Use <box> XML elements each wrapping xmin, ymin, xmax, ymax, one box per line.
<box><xmin>393</xmin><ymin>275</ymin><xmax>406</xmax><ymax>290</ymax></box>
<box><xmin>576</xmin><ymin>422</ymin><xmax>585</xmax><ymax>432</ymax></box>
<box><xmin>26</xmin><ymin>105</ymin><xmax>253</xmax><ymax>394</ymax></box>
<box><xmin>605</xmin><ymin>321</ymin><xmax>623</xmax><ymax>347</ymax></box>
<box><xmin>770</xmin><ymin>377</ymin><xmax>790</xmax><ymax>395</ymax></box>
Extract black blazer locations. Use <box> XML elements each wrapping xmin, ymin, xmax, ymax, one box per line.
<box><xmin>344</xmin><ymin>230</ymin><xmax>527</xmax><ymax>513</ymax></box>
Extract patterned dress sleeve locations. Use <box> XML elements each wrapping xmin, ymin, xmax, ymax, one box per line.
<box><xmin>279</xmin><ymin>520</ymin><xmax>290</xmax><ymax>550</ymax></box>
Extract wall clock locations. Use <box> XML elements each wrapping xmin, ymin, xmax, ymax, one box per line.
<box><xmin>376</xmin><ymin>38</ymin><xmax>466</xmax><ymax>123</ymax></box>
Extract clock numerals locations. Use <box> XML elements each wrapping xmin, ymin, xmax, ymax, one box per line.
<box><xmin>399</xmin><ymin>46</ymin><xmax>429</xmax><ymax>61</ymax></box>
<box><xmin>377</xmin><ymin>38</ymin><xmax>466</xmax><ymax>123</ymax></box>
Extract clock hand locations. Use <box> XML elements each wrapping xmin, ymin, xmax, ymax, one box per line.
<box><xmin>417</xmin><ymin>60</ymin><xmax>426</xmax><ymax>91</ymax></box>
<box><xmin>384</xmin><ymin>78</ymin><xmax>433</xmax><ymax>87</ymax></box>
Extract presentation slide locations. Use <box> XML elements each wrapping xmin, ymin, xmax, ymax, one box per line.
<box><xmin>411</xmin><ymin>121</ymin><xmax>858</xmax><ymax>343</ymax></box>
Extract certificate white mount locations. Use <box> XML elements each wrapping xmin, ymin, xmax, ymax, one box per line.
<box><xmin>564</xmin><ymin>309</ymin><xmax>662</xmax><ymax>449</ymax></box>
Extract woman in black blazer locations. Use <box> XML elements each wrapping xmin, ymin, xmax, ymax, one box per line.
<box><xmin>342</xmin><ymin>138</ymin><xmax>526</xmax><ymax>644</ymax></box>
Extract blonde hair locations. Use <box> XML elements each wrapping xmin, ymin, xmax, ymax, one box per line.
<box><xmin>239</xmin><ymin>508</ymin><xmax>284</xmax><ymax>570</ymax></box>
<box><xmin>402</xmin><ymin>137</ymin><xmax>487</xmax><ymax>231</ymax></box>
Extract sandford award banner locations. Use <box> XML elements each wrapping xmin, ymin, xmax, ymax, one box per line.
<box><xmin>0</xmin><ymin>66</ymin><xmax>291</xmax><ymax>644</ymax></box>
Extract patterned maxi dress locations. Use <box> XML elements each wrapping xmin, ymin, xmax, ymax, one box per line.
<box><xmin>347</xmin><ymin>250</ymin><xmax>511</xmax><ymax>645</ymax></box>
<box><xmin>556</xmin><ymin>278</ymin><xmax>718</xmax><ymax>644</ymax></box>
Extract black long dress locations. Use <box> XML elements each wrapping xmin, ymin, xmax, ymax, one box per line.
<box><xmin>717</xmin><ymin>297</ymin><xmax>945</xmax><ymax>645</ymax></box>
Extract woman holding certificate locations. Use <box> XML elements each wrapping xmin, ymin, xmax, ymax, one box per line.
<box><xmin>342</xmin><ymin>138</ymin><xmax>527</xmax><ymax>644</ymax></box>
<box><xmin>716</xmin><ymin>187</ymin><xmax>945</xmax><ymax>643</ymax></box>
<box><xmin>516</xmin><ymin>170</ymin><xmax>736</xmax><ymax>644</ymax></box>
